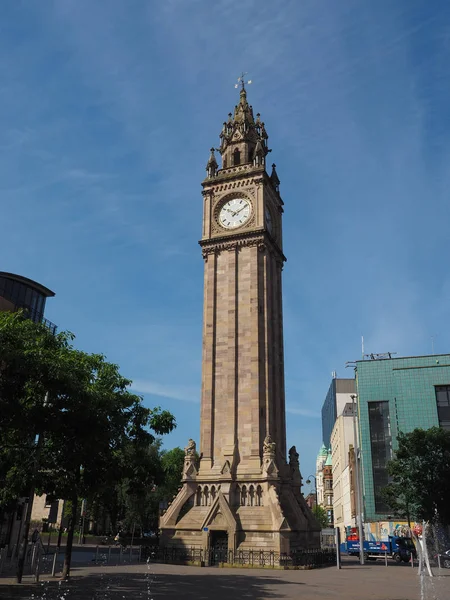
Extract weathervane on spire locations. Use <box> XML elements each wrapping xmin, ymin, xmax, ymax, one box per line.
<box><xmin>235</xmin><ymin>72</ymin><xmax>252</xmax><ymax>91</ymax></box>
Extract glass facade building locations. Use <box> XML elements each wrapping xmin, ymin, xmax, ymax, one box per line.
<box><xmin>0</xmin><ymin>272</ymin><xmax>56</xmax><ymax>333</ymax></box>
<box><xmin>356</xmin><ymin>354</ymin><xmax>450</xmax><ymax>522</ymax></box>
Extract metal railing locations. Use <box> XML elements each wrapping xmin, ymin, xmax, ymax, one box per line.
<box><xmin>0</xmin><ymin>299</ymin><xmax>57</xmax><ymax>334</ymax></box>
<box><xmin>0</xmin><ymin>544</ymin><xmax>142</xmax><ymax>580</ymax></box>
<box><xmin>141</xmin><ymin>545</ymin><xmax>336</xmax><ymax>568</ymax></box>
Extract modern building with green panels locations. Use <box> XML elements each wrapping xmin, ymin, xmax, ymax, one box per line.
<box><xmin>356</xmin><ymin>354</ymin><xmax>450</xmax><ymax>522</ymax></box>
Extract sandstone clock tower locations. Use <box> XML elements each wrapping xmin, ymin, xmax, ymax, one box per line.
<box><xmin>160</xmin><ymin>82</ymin><xmax>319</xmax><ymax>557</ymax></box>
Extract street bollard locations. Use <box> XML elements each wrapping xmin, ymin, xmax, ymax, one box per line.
<box><xmin>31</xmin><ymin>544</ymin><xmax>37</xmax><ymax>570</ymax></box>
<box><xmin>108</xmin><ymin>545</ymin><xmax>111</xmax><ymax>564</ymax></box>
<box><xmin>95</xmin><ymin>545</ymin><xmax>99</xmax><ymax>564</ymax></box>
<box><xmin>52</xmin><ymin>548</ymin><xmax>59</xmax><ymax>577</ymax></box>
<box><xmin>335</xmin><ymin>527</ymin><xmax>341</xmax><ymax>570</ymax></box>
<box><xmin>384</xmin><ymin>551</ymin><xmax>388</xmax><ymax>567</ymax></box>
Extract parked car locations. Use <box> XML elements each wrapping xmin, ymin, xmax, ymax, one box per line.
<box><xmin>436</xmin><ymin>549</ymin><xmax>450</xmax><ymax>568</ymax></box>
<box><xmin>143</xmin><ymin>531</ymin><xmax>158</xmax><ymax>539</ymax></box>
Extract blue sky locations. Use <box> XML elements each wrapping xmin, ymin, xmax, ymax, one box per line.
<box><xmin>1</xmin><ymin>0</ymin><xmax>450</xmax><ymax>491</ymax></box>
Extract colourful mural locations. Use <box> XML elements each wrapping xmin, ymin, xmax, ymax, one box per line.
<box><xmin>364</xmin><ymin>521</ymin><xmax>409</xmax><ymax>541</ymax></box>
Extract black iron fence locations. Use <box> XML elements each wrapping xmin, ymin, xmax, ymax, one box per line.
<box><xmin>141</xmin><ymin>545</ymin><xmax>335</xmax><ymax>569</ymax></box>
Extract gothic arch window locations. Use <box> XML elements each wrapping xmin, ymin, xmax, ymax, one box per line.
<box><xmin>256</xmin><ymin>485</ymin><xmax>263</xmax><ymax>506</ymax></box>
<box><xmin>204</xmin><ymin>486</ymin><xmax>209</xmax><ymax>506</ymax></box>
<box><xmin>235</xmin><ymin>485</ymin><xmax>241</xmax><ymax>507</ymax></box>
<box><xmin>248</xmin><ymin>148</ymin><xmax>254</xmax><ymax>163</ymax></box>
<box><xmin>223</xmin><ymin>156</ymin><xmax>228</xmax><ymax>168</ymax></box>
<box><xmin>233</xmin><ymin>148</ymin><xmax>241</xmax><ymax>166</ymax></box>
<box><xmin>211</xmin><ymin>486</ymin><xmax>216</xmax><ymax>502</ymax></box>
<box><xmin>249</xmin><ymin>485</ymin><xmax>255</xmax><ymax>507</ymax></box>
<box><xmin>241</xmin><ymin>485</ymin><xmax>247</xmax><ymax>506</ymax></box>
<box><xmin>196</xmin><ymin>486</ymin><xmax>202</xmax><ymax>506</ymax></box>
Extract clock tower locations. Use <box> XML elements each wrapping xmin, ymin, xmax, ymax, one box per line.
<box><xmin>160</xmin><ymin>83</ymin><xmax>319</xmax><ymax>558</ymax></box>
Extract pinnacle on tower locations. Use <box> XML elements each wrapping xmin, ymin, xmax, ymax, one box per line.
<box><xmin>206</xmin><ymin>148</ymin><xmax>218</xmax><ymax>178</ymax></box>
<box><xmin>217</xmin><ymin>87</ymin><xmax>271</xmax><ymax>169</ymax></box>
<box><xmin>270</xmin><ymin>163</ymin><xmax>280</xmax><ymax>192</ymax></box>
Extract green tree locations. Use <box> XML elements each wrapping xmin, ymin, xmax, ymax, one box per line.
<box><xmin>160</xmin><ymin>447</ymin><xmax>185</xmax><ymax>501</ymax></box>
<box><xmin>383</xmin><ymin>427</ymin><xmax>450</xmax><ymax>525</ymax></box>
<box><xmin>0</xmin><ymin>312</ymin><xmax>176</xmax><ymax>580</ymax></box>
<box><xmin>312</xmin><ymin>505</ymin><xmax>329</xmax><ymax>529</ymax></box>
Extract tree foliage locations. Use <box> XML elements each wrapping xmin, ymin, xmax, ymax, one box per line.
<box><xmin>312</xmin><ymin>505</ymin><xmax>329</xmax><ymax>529</ymax></box>
<box><xmin>383</xmin><ymin>427</ymin><xmax>450</xmax><ymax>525</ymax></box>
<box><xmin>0</xmin><ymin>311</ymin><xmax>176</xmax><ymax>578</ymax></box>
<box><xmin>160</xmin><ymin>447</ymin><xmax>186</xmax><ymax>501</ymax></box>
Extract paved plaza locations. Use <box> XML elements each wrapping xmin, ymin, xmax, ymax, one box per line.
<box><xmin>0</xmin><ymin>557</ymin><xmax>449</xmax><ymax>600</ymax></box>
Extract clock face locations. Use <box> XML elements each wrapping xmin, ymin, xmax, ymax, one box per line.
<box><xmin>265</xmin><ymin>207</ymin><xmax>273</xmax><ymax>234</ymax></box>
<box><xmin>219</xmin><ymin>198</ymin><xmax>251</xmax><ymax>229</ymax></box>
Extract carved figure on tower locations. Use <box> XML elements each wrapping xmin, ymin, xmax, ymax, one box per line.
<box><xmin>185</xmin><ymin>438</ymin><xmax>196</xmax><ymax>457</ymax></box>
<box><xmin>263</xmin><ymin>435</ymin><xmax>276</xmax><ymax>456</ymax></box>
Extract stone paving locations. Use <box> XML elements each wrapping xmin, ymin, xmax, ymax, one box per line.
<box><xmin>0</xmin><ymin>557</ymin><xmax>449</xmax><ymax>599</ymax></box>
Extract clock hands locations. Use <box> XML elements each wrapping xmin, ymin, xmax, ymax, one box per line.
<box><xmin>231</xmin><ymin>204</ymin><xmax>248</xmax><ymax>217</ymax></box>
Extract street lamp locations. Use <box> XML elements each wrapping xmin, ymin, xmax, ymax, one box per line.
<box><xmin>305</xmin><ymin>474</ymin><xmax>318</xmax><ymax>510</ymax></box>
<box><xmin>351</xmin><ymin>393</ymin><xmax>365</xmax><ymax>566</ymax></box>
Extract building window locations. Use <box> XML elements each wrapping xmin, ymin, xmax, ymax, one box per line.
<box><xmin>368</xmin><ymin>401</ymin><xmax>392</xmax><ymax>513</ymax></box>
<box><xmin>435</xmin><ymin>386</ymin><xmax>450</xmax><ymax>430</ymax></box>
<box><xmin>233</xmin><ymin>148</ymin><xmax>241</xmax><ymax>166</ymax></box>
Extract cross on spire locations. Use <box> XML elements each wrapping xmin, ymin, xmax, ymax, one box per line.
<box><xmin>235</xmin><ymin>72</ymin><xmax>252</xmax><ymax>91</ymax></box>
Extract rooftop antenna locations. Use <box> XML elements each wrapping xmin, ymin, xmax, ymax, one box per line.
<box><xmin>235</xmin><ymin>72</ymin><xmax>252</xmax><ymax>91</ymax></box>
<box><xmin>431</xmin><ymin>334</ymin><xmax>438</xmax><ymax>355</ymax></box>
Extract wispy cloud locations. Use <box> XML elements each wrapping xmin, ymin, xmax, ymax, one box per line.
<box><xmin>130</xmin><ymin>379</ymin><xmax>199</xmax><ymax>404</ymax></box>
<box><xmin>286</xmin><ymin>406</ymin><xmax>321</xmax><ymax>419</ymax></box>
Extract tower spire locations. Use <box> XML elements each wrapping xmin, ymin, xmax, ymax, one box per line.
<box><xmin>216</xmin><ymin>77</ymin><xmax>271</xmax><ymax>170</ymax></box>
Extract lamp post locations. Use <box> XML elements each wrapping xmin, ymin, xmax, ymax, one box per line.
<box><xmin>350</xmin><ymin>394</ymin><xmax>365</xmax><ymax>565</ymax></box>
<box><xmin>305</xmin><ymin>475</ymin><xmax>318</xmax><ymax>510</ymax></box>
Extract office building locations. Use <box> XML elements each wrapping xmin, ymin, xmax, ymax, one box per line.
<box><xmin>321</xmin><ymin>377</ymin><xmax>356</xmax><ymax>447</ymax></box>
<box><xmin>330</xmin><ymin>403</ymin><xmax>356</xmax><ymax>539</ymax></box>
<box><xmin>0</xmin><ymin>272</ymin><xmax>56</xmax><ymax>333</ymax></box>
<box><xmin>356</xmin><ymin>354</ymin><xmax>450</xmax><ymax>523</ymax></box>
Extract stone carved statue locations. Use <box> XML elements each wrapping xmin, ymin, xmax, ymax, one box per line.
<box><xmin>183</xmin><ymin>439</ymin><xmax>198</xmax><ymax>480</ymax></box>
<box><xmin>289</xmin><ymin>446</ymin><xmax>299</xmax><ymax>467</ymax></box>
<box><xmin>263</xmin><ymin>435</ymin><xmax>276</xmax><ymax>455</ymax></box>
<box><xmin>184</xmin><ymin>438</ymin><xmax>196</xmax><ymax>457</ymax></box>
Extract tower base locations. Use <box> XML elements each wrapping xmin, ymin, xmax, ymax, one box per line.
<box><xmin>159</xmin><ymin>452</ymin><xmax>320</xmax><ymax>559</ymax></box>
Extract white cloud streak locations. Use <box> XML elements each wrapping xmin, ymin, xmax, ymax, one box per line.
<box><xmin>130</xmin><ymin>379</ymin><xmax>199</xmax><ymax>404</ymax></box>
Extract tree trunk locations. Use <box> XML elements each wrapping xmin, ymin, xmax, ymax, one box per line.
<box><xmin>62</xmin><ymin>493</ymin><xmax>78</xmax><ymax>580</ymax></box>
<box><xmin>57</xmin><ymin>519</ymin><xmax>64</xmax><ymax>548</ymax></box>
<box><xmin>16</xmin><ymin>493</ymin><xmax>35</xmax><ymax>583</ymax></box>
